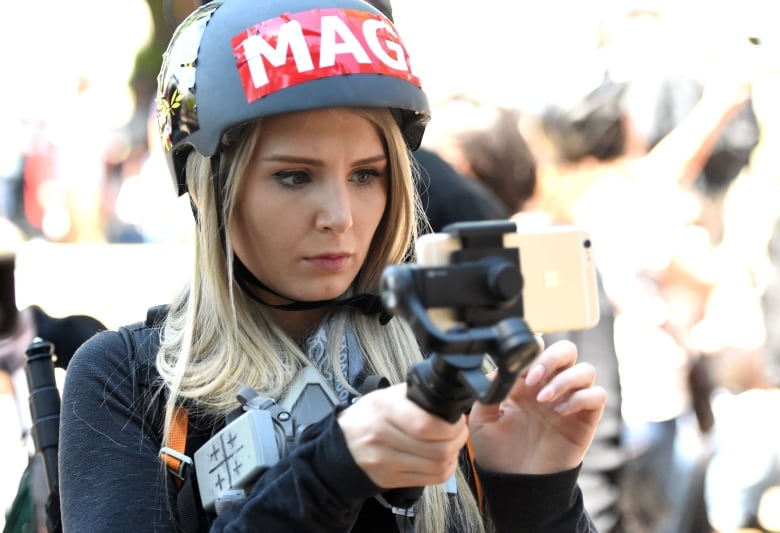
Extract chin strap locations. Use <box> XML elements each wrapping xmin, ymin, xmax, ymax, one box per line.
<box><xmin>233</xmin><ymin>253</ymin><xmax>393</xmax><ymax>325</ymax></box>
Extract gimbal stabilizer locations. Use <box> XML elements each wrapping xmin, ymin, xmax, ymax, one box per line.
<box><xmin>378</xmin><ymin>220</ymin><xmax>540</xmax><ymax>508</ymax></box>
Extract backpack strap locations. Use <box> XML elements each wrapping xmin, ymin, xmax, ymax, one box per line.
<box><xmin>465</xmin><ymin>430</ymin><xmax>484</xmax><ymax>513</ymax></box>
<box><xmin>116</xmin><ymin>305</ymin><xmax>195</xmax><ymax>490</ymax></box>
<box><xmin>159</xmin><ymin>406</ymin><xmax>191</xmax><ymax>489</ymax></box>
<box><xmin>123</xmin><ymin>305</ymin><xmax>217</xmax><ymax>531</ymax></box>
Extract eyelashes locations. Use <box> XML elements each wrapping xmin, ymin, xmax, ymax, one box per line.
<box><xmin>273</xmin><ymin>168</ymin><xmax>386</xmax><ymax>188</ymax></box>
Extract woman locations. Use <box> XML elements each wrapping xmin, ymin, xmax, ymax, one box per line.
<box><xmin>58</xmin><ymin>0</ymin><xmax>606</xmax><ymax>531</ymax></box>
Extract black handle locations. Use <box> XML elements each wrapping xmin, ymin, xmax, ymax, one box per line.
<box><xmin>25</xmin><ymin>338</ymin><xmax>61</xmax><ymax>495</ymax></box>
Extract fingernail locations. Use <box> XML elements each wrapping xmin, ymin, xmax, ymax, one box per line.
<box><xmin>526</xmin><ymin>364</ymin><xmax>545</xmax><ymax>386</ymax></box>
<box><xmin>537</xmin><ymin>386</ymin><xmax>554</xmax><ymax>402</ymax></box>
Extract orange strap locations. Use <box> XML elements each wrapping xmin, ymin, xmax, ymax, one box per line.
<box><xmin>465</xmin><ymin>433</ymin><xmax>484</xmax><ymax>513</ymax></box>
<box><xmin>160</xmin><ymin>406</ymin><xmax>190</xmax><ymax>489</ymax></box>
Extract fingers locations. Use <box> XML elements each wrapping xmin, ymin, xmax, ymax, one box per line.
<box><xmin>535</xmin><ymin>359</ymin><xmax>595</xmax><ymax>404</ymax></box>
<box><xmin>516</xmin><ymin>339</ymin><xmax>605</xmax><ymax>414</ymax></box>
<box><xmin>338</xmin><ymin>384</ymin><xmax>469</xmax><ymax>488</ymax></box>
<box><xmin>523</xmin><ymin>339</ymin><xmax>579</xmax><ymax>389</ymax></box>
<box><xmin>550</xmin><ymin>385</ymin><xmax>608</xmax><ymax>416</ymax></box>
<box><xmin>373</xmin><ymin>385</ymin><xmax>466</xmax><ymax>446</ymax></box>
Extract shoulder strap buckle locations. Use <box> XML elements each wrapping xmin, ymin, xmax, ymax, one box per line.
<box><xmin>160</xmin><ymin>404</ymin><xmax>191</xmax><ymax>487</ymax></box>
<box><xmin>160</xmin><ymin>446</ymin><xmax>193</xmax><ymax>482</ymax></box>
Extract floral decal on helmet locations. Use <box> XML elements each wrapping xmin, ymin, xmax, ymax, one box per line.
<box><xmin>156</xmin><ymin>2</ymin><xmax>220</xmax><ymax>153</ymax></box>
<box><xmin>157</xmin><ymin>88</ymin><xmax>183</xmax><ymax>151</ymax></box>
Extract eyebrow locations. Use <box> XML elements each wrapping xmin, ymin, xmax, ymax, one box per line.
<box><xmin>262</xmin><ymin>154</ymin><xmax>387</xmax><ymax>166</ymax></box>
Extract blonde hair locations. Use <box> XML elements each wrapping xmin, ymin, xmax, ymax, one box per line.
<box><xmin>156</xmin><ymin>108</ymin><xmax>486</xmax><ymax>532</ymax></box>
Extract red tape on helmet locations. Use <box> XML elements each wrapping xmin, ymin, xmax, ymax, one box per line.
<box><xmin>232</xmin><ymin>8</ymin><xmax>421</xmax><ymax>103</ymax></box>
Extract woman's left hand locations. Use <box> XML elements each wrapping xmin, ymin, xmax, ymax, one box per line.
<box><xmin>468</xmin><ymin>339</ymin><xmax>607</xmax><ymax>474</ymax></box>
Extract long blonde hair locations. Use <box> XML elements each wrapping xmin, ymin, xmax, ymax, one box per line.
<box><xmin>156</xmin><ymin>108</ymin><xmax>486</xmax><ymax>532</ymax></box>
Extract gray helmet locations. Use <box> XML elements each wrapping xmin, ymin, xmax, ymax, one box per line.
<box><xmin>156</xmin><ymin>0</ymin><xmax>430</xmax><ymax>195</ymax></box>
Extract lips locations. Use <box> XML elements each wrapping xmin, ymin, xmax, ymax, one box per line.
<box><xmin>306</xmin><ymin>253</ymin><xmax>351</xmax><ymax>271</ymax></box>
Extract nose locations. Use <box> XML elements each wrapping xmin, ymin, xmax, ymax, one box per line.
<box><xmin>316</xmin><ymin>181</ymin><xmax>353</xmax><ymax>234</ymax></box>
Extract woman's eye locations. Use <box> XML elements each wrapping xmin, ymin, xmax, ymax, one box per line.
<box><xmin>353</xmin><ymin>168</ymin><xmax>382</xmax><ymax>185</ymax></box>
<box><xmin>275</xmin><ymin>170</ymin><xmax>310</xmax><ymax>187</ymax></box>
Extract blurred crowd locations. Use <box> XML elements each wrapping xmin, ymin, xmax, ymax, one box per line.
<box><xmin>2</xmin><ymin>1</ymin><xmax>780</xmax><ymax>532</ymax></box>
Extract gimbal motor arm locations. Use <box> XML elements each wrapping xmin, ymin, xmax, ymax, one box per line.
<box><xmin>380</xmin><ymin>255</ymin><xmax>539</xmax><ymax>423</ymax></box>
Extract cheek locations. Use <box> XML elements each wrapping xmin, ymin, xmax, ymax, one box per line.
<box><xmin>353</xmin><ymin>191</ymin><xmax>388</xmax><ymax>264</ymax></box>
<box><xmin>231</xmin><ymin>194</ymin><xmax>286</xmax><ymax>258</ymax></box>
<box><xmin>357</xmin><ymin>189</ymin><xmax>388</xmax><ymax>233</ymax></box>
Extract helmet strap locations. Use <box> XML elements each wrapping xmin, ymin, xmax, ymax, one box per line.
<box><xmin>211</xmin><ymin>154</ymin><xmax>229</xmax><ymax>256</ymax></box>
<box><xmin>233</xmin><ymin>254</ymin><xmax>392</xmax><ymax>325</ymax></box>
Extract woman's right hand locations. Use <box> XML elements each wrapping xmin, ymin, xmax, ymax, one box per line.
<box><xmin>337</xmin><ymin>383</ymin><xmax>469</xmax><ymax>489</ymax></box>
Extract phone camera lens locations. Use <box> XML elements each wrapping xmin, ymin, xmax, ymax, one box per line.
<box><xmin>583</xmin><ymin>239</ymin><xmax>592</xmax><ymax>248</ymax></box>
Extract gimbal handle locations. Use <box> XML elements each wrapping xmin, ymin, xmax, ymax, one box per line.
<box><xmin>25</xmin><ymin>338</ymin><xmax>61</xmax><ymax>496</ymax></box>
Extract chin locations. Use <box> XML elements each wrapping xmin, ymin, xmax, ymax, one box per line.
<box><xmin>300</xmin><ymin>283</ymin><xmax>352</xmax><ymax>302</ymax></box>
<box><xmin>286</xmin><ymin>270</ymin><xmax>356</xmax><ymax>302</ymax></box>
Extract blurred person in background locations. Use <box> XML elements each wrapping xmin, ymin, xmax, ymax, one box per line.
<box><xmin>4</xmin><ymin>0</ymin><xmax>154</xmax><ymax>244</ymax></box>
<box><xmin>422</xmin><ymin>94</ymin><xmax>536</xmax><ymax>215</ymax></box>
<box><xmin>423</xmin><ymin>93</ymin><xmax>630</xmax><ymax>532</ymax></box>
<box><xmin>698</xmin><ymin>50</ymin><xmax>780</xmax><ymax>533</ymax></box>
<box><xmin>604</xmin><ymin>2</ymin><xmax>763</xmax><ymax>246</ymax></box>
<box><xmin>32</xmin><ymin>75</ymin><xmax>129</xmax><ymax>243</ymax></box>
<box><xmin>598</xmin><ymin>7</ymin><xmax>780</xmax><ymax>531</ymax></box>
<box><xmin>524</xmin><ymin>12</ymin><xmax>761</xmax><ymax>529</ymax></box>
<box><xmin>362</xmin><ymin>0</ymin><xmax>511</xmax><ymax>235</ymax></box>
<box><xmin>412</xmin><ymin>147</ymin><xmax>510</xmax><ymax>233</ymax></box>
<box><xmin>111</xmin><ymin>101</ymin><xmax>194</xmax><ymax>243</ymax></box>
<box><xmin>0</xmin><ymin>216</ymin><xmax>106</xmax><ymax>531</ymax></box>
<box><xmin>0</xmin><ymin>105</ymin><xmax>27</xmax><ymax>232</ymax></box>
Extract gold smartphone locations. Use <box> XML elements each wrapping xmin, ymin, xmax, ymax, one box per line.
<box><xmin>414</xmin><ymin>222</ymin><xmax>600</xmax><ymax>334</ymax></box>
